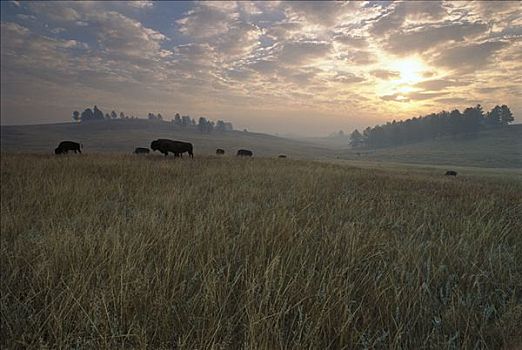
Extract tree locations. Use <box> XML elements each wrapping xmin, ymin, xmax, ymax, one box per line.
<box><xmin>462</xmin><ymin>104</ymin><xmax>483</xmax><ymax>133</ymax></box>
<box><xmin>105</xmin><ymin>113</ymin><xmax>111</xmax><ymax>120</ymax></box>
<box><xmin>350</xmin><ymin>129</ymin><xmax>363</xmax><ymax>148</ymax></box>
<box><xmin>216</xmin><ymin>120</ymin><xmax>226</xmax><ymax>131</ymax></box>
<box><xmin>111</xmin><ymin>110</ymin><xmax>118</xmax><ymax>119</ymax></box>
<box><xmin>157</xmin><ymin>113</ymin><xmax>163</xmax><ymax>121</ymax></box>
<box><xmin>72</xmin><ymin>110</ymin><xmax>80</xmax><ymax>122</ymax></box>
<box><xmin>120</xmin><ymin>112</ymin><xmax>125</xmax><ymax>119</ymax></box>
<box><xmin>350</xmin><ymin>103</ymin><xmax>512</xmax><ymax>149</ymax></box>
<box><xmin>181</xmin><ymin>115</ymin><xmax>191</xmax><ymax>127</ymax></box>
<box><xmin>80</xmin><ymin>108</ymin><xmax>94</xmax><ymax>121</ymax></box>
<box><xmin>224</xmin><ymin>122</ymin><xmax>233</xmax><ymax>131</ymax></box>
<box><xmin>173</xmin><ymin>113</ymin><xmax>182</xmax><ymax>126</ymax></box>
<box><xmin>500</xmin><ymin>105</ymin><xmax>514</xmax><ymax>126</ymax></box>
<box><xmin>449</xmin><ymin>109</ymin><xmax>464</xmax><ymax>134</ymax></box>
<box><xmin>198</xmin><ymin>117</ymin><xmax>208</xmax><ymax>133</ymax></box>
<box><xmin>148</xmin><ymin>113</ymin><xmax>156</xmax><ymax>120</ymax></box>
<box><xmin>93</xmin><ymin>105</ymin><xmax>104</xmax><ymax>120</ymax></box>
<box><xmin>485</xmin><ymin>105</ymin><xmax>502</xmax><ymax>127</ymax></box>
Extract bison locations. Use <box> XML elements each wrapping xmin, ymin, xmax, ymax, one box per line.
<box><xmin>134</xmin><ymin>147</ymin><xmax>150</xmax><ymax>154</ymax></box>
<box><xmin>237</xmin><ymin>149</ymin><xmax>253</xmax><ymax>157</ymax></box>
<box><xmin>445</xmin><ymin>170</ymin><xmax>457</xmax><ymax>177</ymax></box>
<box><xmin>55</xmin><ymin>141</ymin><xmax>82</xmax><ymax>155</ymax></box>
<box><xmin>216</xmin><ymin>148</ymin><xmax>225</xmax><ymax>155</ymax></box>
<box><xmin>151</xmin><ymin>139</ymin><xmax>193</xmax><ymax>158</ymax></box>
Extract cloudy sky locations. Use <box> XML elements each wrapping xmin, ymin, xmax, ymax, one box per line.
<box><xmin>1</xmin><ymin>1</ymin><xmax>520</xmax><ymax>136</ymax></box>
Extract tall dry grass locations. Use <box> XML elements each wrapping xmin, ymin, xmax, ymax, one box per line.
<box><xmin>1</xmin><ymin>153</ymin><xmax>521</xmax><ymax>349</ymax></box>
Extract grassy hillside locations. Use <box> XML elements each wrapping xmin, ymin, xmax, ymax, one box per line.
<box><xmin>2</xmin><ymin>121</ymin><xmax>521</xmax><ymax>168</ymax></box>
<box><xmin>2</xmin><ymin>154</ymin><xmax>521</xmax><ymax>348</ymax></box>
<box><xmin>341</xmin><ymin>124</ymin><xmax>522</xmax><ymax>168</ymax></box>
<box><xmin>0</xmin><ymin>119</ymin><xmax>335</xmax><ymax>158</ymax></box>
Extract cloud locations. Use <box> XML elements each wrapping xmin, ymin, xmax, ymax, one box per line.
<box><xmin>385</xmin><ymin>21</ymin><xmax>488</xmax><ymax>55</ymax></box>
<box><xmin>2</xmin><ymin>0</ymin><xmax>521</xmax><ymax>134</ymax></box>
<box><xmin>27</xmin><ymin>2</ymin><xmax>81</xmax><ymax>22</ymax></box>
<box><xmin>1</xmin><ymin>22</ymin><xmax>89</xmax><ymax>84</ymax></box>
<box><xmin>90</xmin><ymin>11</ymin><xmax>168</xmax><ymax>60</ymax></box>
<box><xmin>264</xmin><ymin>21</ymin><xmax>303</xmax><ymax>41</ymax></box>
<box><xmin>278</xmin><ymin>41</ymin><xmax>332</xmax><ymax>65</ymax></box>
<box><xmin>406</xmin><ymin>91</ymin><xmax>448</xmax><ymax>100</ymax></box>
<box><xmin>16</xmin><ymin>14</ymin><xmax>37</xmax><ymax>21</ymax></box>
<box><xmin>176</xmin><ymin>3</ymin><xmax>237</xmax><ymax>39</ymax></box>
<box><xmin>334</xmin><ymin>35</ymin><xmax>368</xmax><ymax>48</ymax></box>
<box><xmin>333</xmin><ymin>72</ymin><xmax>365</xmax><ymax>84</ymax></box>
<box><xmin>370</xmin><ymin>69</ymin><xmax>400</xmax><ymax>80</ymax></box>
<box><xmin>340</xmin><ymin>50</ymin><xmax>376</xmax><ymax>65</ymax></box>
<box><xmin>433</xmin><ymin>40</ymin><xmax>510</xmax><ymax>72</ymax></box>
<box><xmin>371</xmin><ymin>1</ymin><xmax>447</xmax><ymax>36</ymax></box>
<box><xmin>414</xmin><ymin>79</ymin><xmax>469</xmax><ymax>91</ymax></box>
<box><xmin>283</xmin><ymin>1</ymin><xmax>349</xmax><ymax>26</ymax></box>
<box><xmin>248</xmin><ymin>60</ymin><xmax>279</xmax><ymax>74</ymax></box>
<box><xmin>436</xmin><ymin>97</ymin><xmax>475</xmax><ymax>105</ymax></box>
<box><xmin>126</xmin><ymin>1</ymin><xmax>154</xmax><ymax>9</ymax></box>
<box><xmin>380</xmin><ymin>94</ymin><xmax>410</xmax><ymax>102</ymax></box>
<box><xmin>176</xmin><ymin>3</ymin><xmax>262</xmax><ymax>60</ymax></box>
<box><xmin>463</xmin><ymin>1</ymin><xmax>521</xmax><ymax>18</ymax></box>
<box><xmin>380</xmin><ymin>91</ymin><xmax>447</xmax><ymax>102</ymax></box>
<box><xmin>50</xmin><ymin>27</ymin><xmax>66</xmax><ymax>34</ymax></box>
<box><xmin>23</xmin><ymin>2</ymin><xmax>169</xmax><ymax>61</ymax></box>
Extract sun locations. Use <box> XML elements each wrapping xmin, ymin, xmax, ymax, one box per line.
<box><xmin>391</xmin><ymin>57</ymin><xmax>426</xmax><ymax>84</ymax></box>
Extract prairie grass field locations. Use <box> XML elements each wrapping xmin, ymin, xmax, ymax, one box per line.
<box><xmin>1</xmin><ymin>153</ymin><xmax>521</xmax><ymax>349</ymax></box>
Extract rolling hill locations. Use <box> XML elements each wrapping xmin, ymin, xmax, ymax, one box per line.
<box><xmin>0</xmin><ymin>119</ymin><xmax>336</xmax><ymax>159</ymax></box>
<box><xmin>339</xmin><ymin>124</ymin><xmax>522</xmax><ymax>169</ymax></box>
<box><xmin>1</xmin><ymin>120</ymin><xmax>520</xmax><ymax>169</ymax></box>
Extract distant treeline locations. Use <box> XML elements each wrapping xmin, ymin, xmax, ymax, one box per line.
<box><xmin>350</xmin><ymin>104</ymin><xmax>514</xmax><ymax>148</ymax></box>
<box><xmin>72</xmin><ymin>106</ymin><xmax>234</xmax><ymax>133</ymax></box>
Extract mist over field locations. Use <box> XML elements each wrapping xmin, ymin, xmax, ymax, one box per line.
<box><xmin>1</xmin><ymin>1</ymin><xmax>522</xmax><ymax>349</ymax></box>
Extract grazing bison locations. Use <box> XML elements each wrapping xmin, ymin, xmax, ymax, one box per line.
<box><xmin>216</xmin><ymin>148</ymin><xmax>225</xmax><ymax>155</ymax></box>
<box><xmin>237</xmin><ymin>149</ymin><xmax>253</xmax><ymax>157</ymax></box>
<box><xmin>445</xmin><ymin>170</ymin><xmax>457</xmax><ymax>177</ymax></box>
<box><xmin>151</xmin><ymin>139</ymin><xmax>194</xmax><ymax>158</ymax></box>
<box><xmin>134</xmin><ymin>147</ymin><xmax>150</xmax><ymax>154</ymax></box>
<box><xmin>278</xmin><ymin>154</ymin><xmax>287</xmax><ymax>158</ymax></box>
<box><xmin>55</xmin><ymin>141</ymin><xmax>82</xmax><ymax>155</ymax></box>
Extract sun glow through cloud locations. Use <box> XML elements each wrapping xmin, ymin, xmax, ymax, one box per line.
<box><xmin>391</xmin><ymin>57</ymin><xmax>427</xmax><ymax>85</ymax></box>
<box><xmin>0</xmin><ymin>0</ymin><xmax>520</xmax><ymax>135</ymax></box>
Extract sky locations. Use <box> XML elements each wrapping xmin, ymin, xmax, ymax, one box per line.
<box><xmin>1</xmin><ymin>1</ymin><xmax>521</xmax><ymax>136</ymax></box>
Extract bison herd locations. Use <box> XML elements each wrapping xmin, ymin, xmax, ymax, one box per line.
<box><xmin>54</xmin><ymin>139</ymin><xmax>260</xmax><ymax>159</ymax></box>
<box><xmin>52</xmin><ymin>140</ymin><xmax>459</xmax><ymax>176</ymax></box>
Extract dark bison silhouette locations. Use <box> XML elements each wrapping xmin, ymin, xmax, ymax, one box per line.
<box><xmin>445</xmin><ymin>170</ymin><xmax>457</xmax><ymax>176</ymax></box>
<box><xmin>55</xmin><ymin>141</ymin><xmax>82</xmax><ymax>155</ymax></box>
<box><xmin>134</xmin><ymin>147</ymin><xmax>150</xmax><ymax>154</ymax></box>
<box><xmin>278</xmin><ymin>154</ymin><xmax>287</xmax><ymax>158</ymax></box>
<box><xmin>237</xmin><ymin>149</ymin><xmax>253</xmax><ymax>157</ymax></box>
<box><xmin>151</xmin><ymin>139</ymin><xmax>193</xmax><ymax>158</ymax></box>
<box><xmin>216</xmin><ymin>148</ymin><xmax>225</xmax><ymax>155</ymax></box>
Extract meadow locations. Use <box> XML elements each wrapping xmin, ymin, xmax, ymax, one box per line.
<box><xmin>340</xmin><ymin>125</ymin><xmax>522</xmax><ymax>169</ymax></box>
<box><xmin>1</xmin><ymin>153</ymin><xmax>521</xmax><ymax>349</ymax></box>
